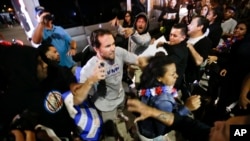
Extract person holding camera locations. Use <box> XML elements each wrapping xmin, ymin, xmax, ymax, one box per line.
<box><xmin>32</xmin><ymin>6</ymin><xmax>77</xmax><ymax>69</ymax></box>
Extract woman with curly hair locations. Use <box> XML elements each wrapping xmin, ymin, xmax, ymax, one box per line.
<box><xmin>136</xmin><ymin>55</ymin><xmax>201</xmax><ymax>140</ymax></box>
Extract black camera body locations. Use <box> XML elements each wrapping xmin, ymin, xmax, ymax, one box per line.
<box><xmin>35</xmin><ymin>6</ymin><xmax>54</xmax><ymax>21</ymax></box>
<box><xmin>43</xmin><ymin>13</ymin><xmax>54</xmax><ymax>21</ymax></box>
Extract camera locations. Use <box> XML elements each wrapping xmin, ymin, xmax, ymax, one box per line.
<box><xmin>43</xmin><ymin>13</ymin><xmax>54</xmax><ymax>21</ymax></box>
<box><xmin>35</xmin><ymin>6</ymin><xmax>54</xmax><ymax>21</ymax></box>
<box><xmin>99</xmin><ymin>62</ymin><xmax>105</xmax><ymax>68</ymax></box>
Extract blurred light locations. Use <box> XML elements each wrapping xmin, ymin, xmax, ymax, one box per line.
<box><xmin>73</xmin><ymin>12</ymin><xmax>76</xmax><ymax>16</ymax></box>
<box><xmin>2</xmin><ymin>9</ymin><xmax>5</xmax><ymax>12</ymax></box>
<box><xmin>4</xmin><ymin>5</ymin><xmax>6</xmax><ymax>8</ymax></box>
<box><xmin>8</xmin><ymin>8</ymin><xmax>13</xmax><ymax>12</ymax></box>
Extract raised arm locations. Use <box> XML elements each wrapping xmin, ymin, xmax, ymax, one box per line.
<box><xmin>127</xmin><ymin>99</ymin><xmax>174</xmax><ymax>125</ymax></box>
<box><xmin>187</xmin><ymin>43</ymin><xmax>204</xmax><ymax>66</ymax></box>
<box><xmin>71</xmin><ymin>62</ymin><xmax>105</xmax><ymax>105</ymax></box>
<box><xmin>32</xmin><ymin>12</ymin><xmax>51</xmax><ymax>44</ymax></box>
<box><xmin>239</xmin><ymin>73</ymin><xmax>250</xmax><ymax>110</ymax></box>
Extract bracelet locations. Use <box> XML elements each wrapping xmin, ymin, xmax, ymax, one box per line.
<box><xmin>70</xmin><ymin>48</ymin><xmax>76</xmax><ymax>50</ymax></box>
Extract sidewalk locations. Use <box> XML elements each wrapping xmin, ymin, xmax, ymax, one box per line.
<box><xmin>0</xmin><ymin>24</ymin><xmax>31</xmax><ymax>45</ymax></box>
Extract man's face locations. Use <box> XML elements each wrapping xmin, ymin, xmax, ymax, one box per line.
<box><xmin>169</xmin><ymin>28</ymin><xmax>186</xmax><ymax>45</ymax></box>
<box><xmin>187</xmin><ymin>18</ymin><xmax>201</xmax><ymax>37</ymax></box>
<box><xmin>209</xmin><ymin>116</ymin><xmax>250</xmax><ymax>141</ymax></box>
<box><xmin>46</xmin><ymin>46</ymin><xmax>60</xmax><ymax>62</ymax></box>
<box><xmin>169</xmin><ymin>0</ymin><xmax>177</xmax><ymax>8</ymax></box>
<box><xmin>37</xmin><ymin>56</ymin><xmax>48</xmax><ymax>80</ymax></box>
<box><xmin>224</xmin><ymin>9</ymin><xmax>235</xmax><ymax>20</ymax></box>
<box><xmin>136</xmin><ymin>17</ymin><xmax>147</xmax><ymax>34</ymax></box>
<box><xmin>94</xmin><ymin>34</ymin><xmax>116</xmax><ymax>61</ymax></box>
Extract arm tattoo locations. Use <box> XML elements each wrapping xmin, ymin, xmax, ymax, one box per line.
<box><xmin>156</xmin><ymin>113</ymin><xmax>173</xmax><ymax>126</ymax></box>
<box><xmin>157</xmin><ymin>113</ymin><xmax>169</xmax><ymax>120</ymax></box>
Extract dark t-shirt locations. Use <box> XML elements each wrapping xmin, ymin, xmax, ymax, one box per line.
<box><xmin>163</xmin><ymin>41</ymin><xmax>188</xmax><ymax>88</ymax></box>
<box><xmin>185</xmin><ymin>37</ymin><xmax>212</xmax><ymax>83</ymax></box>
<box><xmin>31</xmin><ymin>65</ymin><xmax>77</xmax><ymax>138</ymax></box>
<box><xmin>0</xmin><ymin>46</ymin><xmax>40</xmax><ymax>134</ymax></box>
<box><xmin>0</xmin><ymin>45</ymin><xmax>77</xmax><ymax>138</ymax></box>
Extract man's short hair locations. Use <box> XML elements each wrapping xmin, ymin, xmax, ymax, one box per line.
<box><xmin>38</xmin><ymin>43</ymin><xmax>54</xmax><ymax>64</ymax></box>
<box><xmin>90</xmin><ymin>29</ymin><xmax>113</xmax><ymax>48</ymax></box>
<box><xmin>194</xmin><ymin>15</ymin><xmax>209</xmax><ymax>34</ymax></box>
<box><xmin>172</xmin><ymin>23</ymin><xmax>187</xmax><ymax>36</ymax></box>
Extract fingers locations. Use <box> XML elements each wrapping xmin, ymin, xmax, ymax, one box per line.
<box><xmin>185</xmin><ymin>95</ymin><xmax>201</xmax><ymax>111</ymax></box>
<box><xmin>134</xmin><ymin>117</ymin><xmax>144</xmax><ymax>123</ymax></box>
<box><xmin>157</xmin><ymin>42</ymin><xmax>164</xmax><ymax>47</ymax></box>
<box><xmin>187</xmin><ymin>43</ymin><xmax>193</xmax><ymax>48</ymax></box>
<box><xmin>127</xmin><ymin>99</ymin><xmax>145</xmax><ymax>123</ymax></box>
<box><xmin>239</xmin><ymin>98</ymin><xmax>250</xmax><ymax>110</ymax></box>
<box><xmin>67</xmin><ymin>50</ymin><xmax>76</xmax><ymax>56</ymax></box>
<box><xmin>127</xmin><ymin>99</ymin><xmax>140</xmax><ymax>112</ymax></box>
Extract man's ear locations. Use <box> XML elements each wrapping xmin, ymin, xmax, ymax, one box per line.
<box><xmin>181</xmin><ymin>35</ymin><xmax>186</xmax><ymax>41</ymax></box>
<box><xmin>199</xmin><ymin>25</ymin><xmax>204</xmax><ymax>31</ymax></box>
<box><xmin>93</xmin><ymin>47</ymin><xmax>98</xmax><ymax>53</ymax></box>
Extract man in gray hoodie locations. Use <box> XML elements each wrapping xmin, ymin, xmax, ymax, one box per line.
<box><xmin>126</xmin><ymin>12</ymin><xmax>153</xmax><ymax>55</ymax></box>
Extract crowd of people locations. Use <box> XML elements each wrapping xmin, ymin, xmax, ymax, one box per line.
<box><xmin>1</xmin><ymin>0</ymin><xmax>250</xmax><ymax>141</ymax></box>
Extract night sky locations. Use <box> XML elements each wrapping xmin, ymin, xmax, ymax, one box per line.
<box><xmin>0</xmin><ymin>0</ymin><xmax>13</xmax><ymax>10</ymax></box>
<box><xmin>0</xmin><ymin>0</ymin><xmax>12</xmax><ymax>6</ymax></box>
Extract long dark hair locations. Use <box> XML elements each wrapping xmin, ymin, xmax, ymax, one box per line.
<box><xmin>123</xmin><ymin>11</ymin><xmax>134</xmax><ymax>28</ymax></box>
<box><xmin>139</xmin><ymin>56</ymin><xmax>175</xmax><ymax>89</ymax></box>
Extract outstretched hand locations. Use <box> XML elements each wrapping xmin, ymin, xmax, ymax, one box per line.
<box><xmin>127</xmin><ymin>99</ymin><xmax>153</xmax><ymax>123</ymax></box>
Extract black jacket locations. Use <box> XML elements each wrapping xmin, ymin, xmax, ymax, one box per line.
<box><xmin>172</xmin><ymin>113</ymin><xmax>211</xmax><ymax>141</ymax></box>
<box><xmin>163</xmin><ymin>41</ymin><xmax>188</xmax><ymax>88</ymax></box>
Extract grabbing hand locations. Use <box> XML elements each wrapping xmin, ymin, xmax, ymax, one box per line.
<box><xmin>239</xmin><ymin>94</ymin><xmax>250</xmax><ymax>110</ymax></box>
<box><xmin>157</xmin><ymin>42</ymin><xmax>164</xmax><ymax>48</ymax></box>
<box><xmin>124</xmin><ymin>28</ymin><xmax>134</xmax><ymax>37</ymax></box>
<box><xmin>127</xmin><ymin>99</ymin><xmax>153</xmax><ymax>123</ymax></box>
<box><xmin>207</xmin><ymin>55</ymin><xmax>218</xmax><ymax>65</ymax></box>
<box><xmin>38</xmin><ymin>12</ymin><xmax>50</xmax><ymax>24</ymax></box>
<box><xmin>67</xmin><ymin>48</ymin><xmax>77</xmax><ymax>56</ymax></box>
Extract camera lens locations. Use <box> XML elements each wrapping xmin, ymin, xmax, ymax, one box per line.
<box><xmin>100</xmin><ymin>62</ymin><xmax>105</xmax><ymax>67</ymax></box>
<box><xmin>44</xmin><ymin>14</ymin><xmax>54</xmax><ymax>21</ymax></box>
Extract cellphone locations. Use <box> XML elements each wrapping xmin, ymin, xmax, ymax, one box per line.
<box><xmin>99</xmin><ymin>62</ymin><xmax>105</xmax><ymax>68</ymax></box>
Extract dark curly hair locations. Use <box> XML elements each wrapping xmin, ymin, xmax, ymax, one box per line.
<box><xmin>139</xmin><ymin>56</ymin><xmax>175</xmax><ymax>89</ymax></box>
